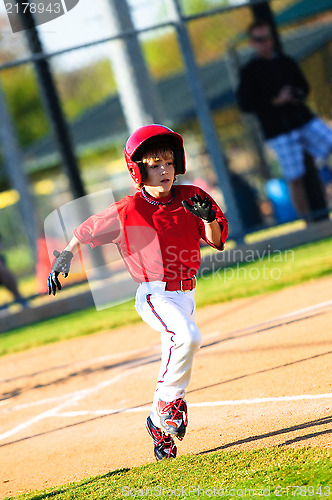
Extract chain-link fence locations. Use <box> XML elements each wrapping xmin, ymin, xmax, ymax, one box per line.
<box><xmin>1</xmin><ymin>0</ymin><xmax>332</xmax><ymax>279</ymax></box>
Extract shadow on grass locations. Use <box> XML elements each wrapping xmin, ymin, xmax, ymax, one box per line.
<box><xmin>20</xmin><ymin>468</ymin><xmax>131</xmax><ymax>500</ymax></box>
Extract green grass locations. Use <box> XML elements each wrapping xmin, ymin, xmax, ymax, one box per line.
<box><xmin>2</xmin><ymin>236</ymin><xmax>332</xmax><ymax>358</ymax></box>
<box><xmin>0</xmin><ymin>300</ymin><xmax>138</xmax><ymax>356</ymax></box>
<box><xmin>195</xmin><ymin>236</ymin><xmax>332</xmax><ymax>307</ymax></box>
<box><xmin>6</xmin><ymin>448</ymin><xmax>332</xmax><ymax>499</ymax></box>
<box><xmin>3</xmin><ymin>238</ymin><xmax>332</xmax><ymax>500</ymax></box>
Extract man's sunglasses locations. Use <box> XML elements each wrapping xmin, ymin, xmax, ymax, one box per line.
<box><xmin>251</xmin><ymin>35</ymin><xmax>272</xmax><ymax>43</ymax></box>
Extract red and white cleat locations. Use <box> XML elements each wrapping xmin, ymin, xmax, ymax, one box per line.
<box><xmin>146</xmin><ymin>416</ymin><xmax>177</xmax><ymax>460</ymax></box>
<box><xmin>157</xmin><ymin>398</ymin><xmax>188</xmax><ymax>439</ymax></box>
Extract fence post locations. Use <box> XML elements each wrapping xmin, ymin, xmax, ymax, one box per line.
<box><xmin>0</xmin><ymin>83</ymin><xmax>37</xmax><ymax>255</ymax></box>
<box><xmin>16</xmin><ymin>0</ymin><xmax>85</xmax><ymax>201</ymax></box>
<box><xmin>165</xmin><ymin>0</ymin><xmax>244</xmax><ymax>239</ymax></box>
<box><xmin>102</xmin><ymin>0</ymin><xmax>163</xmax><ymax>132</ymax></box>
<box><xmin>16</xmin><ymin>1</ymin><xmax>108</xmax><ymax>271</ymax></box>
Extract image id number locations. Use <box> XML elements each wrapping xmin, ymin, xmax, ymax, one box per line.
<box><xmin>5</xmin><ymin>2</ymin><xmax>62</xmax><ymax>14</ymax></box>
<box><xmin>275</xmin><ymin>485</ymin><xmax>331</xmax><ymax>496</ymax></box>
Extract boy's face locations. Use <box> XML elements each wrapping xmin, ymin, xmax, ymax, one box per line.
<box><xmin>142</xmin><ymin>149</ymin><xmax>175</xmax><ymax>196</ymax></box>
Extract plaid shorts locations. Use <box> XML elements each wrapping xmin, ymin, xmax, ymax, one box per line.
<box><xmin>267</xmin><ymin>117</ymin><xmax>332</xmax><ymax>180</ymax></box>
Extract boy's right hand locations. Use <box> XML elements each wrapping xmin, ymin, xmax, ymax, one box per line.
<box><xmin>47</xmin><ymin>250</ymin><xmax>74</xmax><ymax>296</ymax></box>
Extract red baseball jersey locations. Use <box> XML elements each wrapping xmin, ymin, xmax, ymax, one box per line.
<box><xmin>74</xmin><ymin>184</ymin><xmax>228</xmax><ymax>282</ymax></box>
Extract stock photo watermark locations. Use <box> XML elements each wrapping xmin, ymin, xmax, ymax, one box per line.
<box><xmin>4</xmin><ymin>0</ymin><xmax>80</xmax><ymax>33</ymax></box>
<box><xmin>165</xmin><ymin>245</ymin><xmax>295</xmax><ymax>283</ymax></box>
<box><xmin>199</xmin><ymin>246</ymin><xmax>295</xmax><ymax>283</ymax></box>
<box><xmin>122</xmin><ymin>484</ymin><xmax>331</xmax><ymax>497</ymax></box>
<box><xmin>44</xmin><ymin>190</ymin><xmax>295</xmax><ymax>311</ymax></box>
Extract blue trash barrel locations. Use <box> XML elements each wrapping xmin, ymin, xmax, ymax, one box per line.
<box><xmin>266</xmin><ymin>178</ymin><xmax>298</xmax><ymax>223</ymax></box>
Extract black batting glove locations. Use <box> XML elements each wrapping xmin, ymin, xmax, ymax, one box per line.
<box><xmin>47</xmin><ymin>250</ymin><xmax>74</xmax><ymax>296</ymax></box>
<box><xmin>182</xmin><ymin>194</ymin><xmax>216</xmax><ymax>223</ymax></box>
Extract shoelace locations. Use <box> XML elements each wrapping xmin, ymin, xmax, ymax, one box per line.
<box><xmin>156</xmin><ymin>434</ymin><xmax>176</xmax><ymax>458</ymax></box>
<box><xmin>161</xmin><ymin>398</ymin><xmax>188</xmax><ymax>427</ymax></box>
<box><xmin>149</xmin><ymin>421</ymin><xmax>175</xmax><ymax>457</ymax></box>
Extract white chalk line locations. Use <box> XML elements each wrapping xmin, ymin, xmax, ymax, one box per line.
<box><xmin>20</xmin><ymin>392</ymin><xmax>332</xmax><ymax>419</ymax></box>
<box><xmin>2</xmin><ymin>297</ymin><xmax>330</xmax><ymax>386</ymax></box>
<box><xmin>2</xmin><ymin>334</ymin><xmax>219</xmax><ymax>414</ymax></box>
<box><xmin>203</xmin><ymin>300</ymin><xmax>332</xmax><ymax>342</ymax></box>
<box><xmin>1</xmin><ymin>299</ymin><xmax>331</xmax><ymax>442</ymax></box>
<box><xmin>1</xmin><ymin>392</ymin><xmax>331</xmax><ymax>442</ymax></box>
<box><xmin>278</xmin><ymin>299</ymin><xmax>332</xmax><ymax>319</ymax></box>
<box><xmin>3</xmin><ymin>297</ymin><xmax>329</xmax><ymax>385</ymax></box>
<box><xmin>192</xmin><ymin>393</ymin><xmax>332</xmax><ymax>407</ymax></box>
<box><xmin>0</xmin><ymin>367</ymin><xmax>144</xmax><ymax>441</ymax></box>
<box><xmin>4</xmin><ymin>353</ymin><xmax>160</xmax><ymax>412</ymax></box>
<box><xmin>0</xmin><ymin>343</ymin><xmax>161</xmax><ymax>385</ymax></box>
<box><xmin>232</xmin><ymin>299</ymin><xmax>332</xmax><ymax>335</ymax></box>
<box><xmin>198</xmin><ymin>299</ymin><xmax>332</xmax><ymax>348</ymax></box>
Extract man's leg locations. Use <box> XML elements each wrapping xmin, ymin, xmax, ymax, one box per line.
<box><xmin>288</xmin><ymin>177</ymin><xmax>311</xmax><ymax>219</ymax></box>
<box><xmin>267</xmin><ymin>131</ymin><xmax>311</xmax><ymax>220</ymax></box>
<box><xmin>301</xmin><ymin>117</ymin><xmax>332</xmax><ymax>167</ymax></box>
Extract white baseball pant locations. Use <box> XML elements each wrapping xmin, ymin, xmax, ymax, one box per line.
<box><xmin>134</xmin><ymin>281</ymin><xmax>202</xmax><ymax>427</ymax></box>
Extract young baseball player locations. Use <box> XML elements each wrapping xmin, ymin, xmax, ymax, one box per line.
<box><xmin>47</xmin><ymin>125</ymin><xmax>228</xmax><ymax>460</ymax></box>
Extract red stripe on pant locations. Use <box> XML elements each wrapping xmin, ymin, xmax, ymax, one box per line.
<box><xmin>146</xmin><ymin>293</ymin><xmax>175</xmax><ymax>384</ymax></box>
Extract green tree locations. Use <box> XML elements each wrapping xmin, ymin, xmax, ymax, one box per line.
<box><xmin>0</xmin><ymin>14</ymin><xmax>48</xmax><ymax>147</ymax></box>
<box><xmin>55</xmin><ymin>60</ymin><xmax>116</xmax><ymax>120</ymax></box>
<box><xmin>1</xmin><ymin>66</ymin><xmax>49</xmax><ymax>147</ymax></box>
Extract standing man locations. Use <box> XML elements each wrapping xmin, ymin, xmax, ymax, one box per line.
<box><xmin>237</xmin><ymin>20</ymin><xmax>332</xmax><ymax>221</ymax></box>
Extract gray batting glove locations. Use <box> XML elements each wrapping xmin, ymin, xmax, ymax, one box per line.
<box><xmin>47</xmin><ymin>250</ymin><xmax>74</xmax><ymax>296</ymax></box>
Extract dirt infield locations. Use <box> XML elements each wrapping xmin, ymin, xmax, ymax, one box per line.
<box><xmin>1</xmin><ymin>276</ymin><xmax>332</xmax><ymax>498</ymax></box>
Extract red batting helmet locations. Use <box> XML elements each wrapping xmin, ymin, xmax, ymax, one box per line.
<box><xmin>124</xmin><ymin>124</ymin><xmax>186</xmax><ymax>184</ymax></box>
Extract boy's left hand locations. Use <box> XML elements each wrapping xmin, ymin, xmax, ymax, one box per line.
<box><xmin>182</xmin><ymin>194</ymin><xmax>216</xmax><ymax>223</ymax></box>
